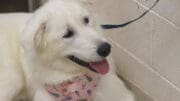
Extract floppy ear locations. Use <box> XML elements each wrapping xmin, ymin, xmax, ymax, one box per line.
<box><xmin>34</xmin><ymin>22</ymin><xmax>47</xmax><ymax>51</ymax></box>
<box><xmin>21</xmin><ymin>14</ymin><xmax>48</xmax><ymax>52</ymax></box>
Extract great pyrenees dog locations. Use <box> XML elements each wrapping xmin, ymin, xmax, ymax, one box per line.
<box><xmin>0</xmin><ymin>0</ymin><xmax>134</xmax><ymax>101</ymax></box>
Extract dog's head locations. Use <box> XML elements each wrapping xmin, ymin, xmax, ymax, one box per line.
<box><xmin>21</xmin><ymin>0</ymin><xmax>111</xmax><ymax>74</ymax></box>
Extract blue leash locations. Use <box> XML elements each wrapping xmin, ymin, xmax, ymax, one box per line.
<box><xmin>101</xmin><ymin>0</ymin><xmax>159</xmax><ymax>29</ymax></box>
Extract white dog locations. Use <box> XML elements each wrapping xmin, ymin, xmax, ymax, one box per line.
<box><xmin>0</xmin><ymin>0</ymin><xmax>134</xmax><ymax>101</ymax></box>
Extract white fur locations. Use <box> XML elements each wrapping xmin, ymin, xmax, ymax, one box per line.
<box><xmin>0</xmin><ymin>0</ymin><xmax>134</xmax><ymax>101</ymax></box>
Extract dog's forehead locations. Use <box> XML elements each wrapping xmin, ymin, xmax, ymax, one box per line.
<box><xmin>47</xmin><ymin>1</ymin><xmax>90</xmax><ymax>29</ymax></box>
<box><xmin>49</xmin><ymin>0</ymin><xmax>90</xmax><ymax>17</ymax></box>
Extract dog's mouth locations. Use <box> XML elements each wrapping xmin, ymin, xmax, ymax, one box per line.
<box><xmin>67</xmin><ymin>56</ymin><xmax>109</xmax><ymax>75</ymax></box>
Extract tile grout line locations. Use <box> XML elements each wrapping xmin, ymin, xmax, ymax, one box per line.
<box><xmin>117</xmin><ymin>73</ymin><xmax>157</xmax><ymax>101</ymax></box>
<box><xmin>132</xmin><ymin>0</ymin><xmax>180</xmax><ymax>30</ymax></box>
<box><xmin>109</xmin><ymin>37</ymin><xmax>157</xmax><ymax>101</ymax></box>
<box><xmin>107</xmin><ymin>36</ymin><xmax>180</xmax><ymax>92</ymax></box>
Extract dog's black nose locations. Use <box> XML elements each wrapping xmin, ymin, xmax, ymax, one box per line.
<box><xmin>97</xmin><ymin>42</ymin><xmax>111</xmax><ymax>57</ymax></box>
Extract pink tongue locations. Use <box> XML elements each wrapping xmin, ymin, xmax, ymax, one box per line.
<box><xmin>89</xmin><ymin>59</ymin><xmax>109</xmax><ymax>75</ymax></box>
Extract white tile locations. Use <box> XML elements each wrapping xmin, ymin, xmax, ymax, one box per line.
<box><xmin>91</xmin><ymin>0</ymin><xmax>144</xmax><ymax>24</ymax></box>
<box><xmin>92</xmin><ymin>0</ymin><xmax>154</xmax><ymax>66</ymax></box>
<box><xmin>93</xmin><ymin>0</ymin><xmax>180</xmax><ymax>88</ymax></box>
<box><xmin>135</xmin><ymin>0</ymin><xmax>180</xmax><ymax>27</ymax></box>
<box><xmin>111</xmin><ymin>44</ymin><xmax>180</xmax><ymax>101</ymax></box>
<box><xmin>92</xmin><ymin>0</ymin><xmax>180</xmax><ymax>100</ymax></box>
<box><xmin>105</xmin><ymin>12</ymin><xmax>153</xmax><ymax>67</ymax></box>
<box><xmin>151</xmin><ymin>15</ymin><xmax>180</xmax><ymax>88</ymax></box>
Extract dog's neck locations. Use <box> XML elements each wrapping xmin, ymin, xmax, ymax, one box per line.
<box><xmin>22</xmin><ymin>51</ymin><xmax>92</xmax><ymax>99</ymax></box>
<box><xmin>45</xmin><ymin>72</ymin><xmax>101</xmax><ymax>101</ymax></box>
<box><xmin>22</xmin><ymin>51</ymin><xmax>90</xmax><ymax>86</ymax></box>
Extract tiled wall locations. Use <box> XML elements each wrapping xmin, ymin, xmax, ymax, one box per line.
<box><xmin>91</xmin><ymin>0</ymin><xmax>180</xmax><ymax>101</ymax></box>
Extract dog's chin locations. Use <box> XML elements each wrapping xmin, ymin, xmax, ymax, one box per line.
<box><xmin>67</xmin><ymin>55</ymin><xmax>109</xmax><ymax>75</ymax></box>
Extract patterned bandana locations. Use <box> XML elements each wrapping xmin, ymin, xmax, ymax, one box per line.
<box><xmin>45</xmin><ymin>72</ymin><xmax>101</xmax><ymax>101</ymax></box>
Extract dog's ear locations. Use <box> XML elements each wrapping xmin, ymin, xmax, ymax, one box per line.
<box><xmin>21</xmin><ymin>14</ymin><xmax>48</xmax><ymax>52</ymax></box>
<box><xmin>34</xmin><ymin>22</ymin><xmax>47</xmax><ymax>51</ymax></box>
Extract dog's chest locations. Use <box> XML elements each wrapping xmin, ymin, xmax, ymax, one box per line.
<box><xmin>45</xmin><ymin>73</ymin><xmax>100</xmax><ymax>101</ymax></box>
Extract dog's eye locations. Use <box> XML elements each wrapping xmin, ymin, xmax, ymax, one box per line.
<box><xmin>83</xmin><ymin>17</ymin><xmax>89</xmax><ymax>24</ymax></box>
<box><xmin>63</xmin><ymin>29</ymin><xmax>74</xmax><ymax>38</ymax></box>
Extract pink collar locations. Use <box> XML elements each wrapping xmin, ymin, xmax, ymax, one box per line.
<box><xmin>45</xmin><ymin>72</ymin><xmax>101</xmax><ymax>101</ymax></box>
